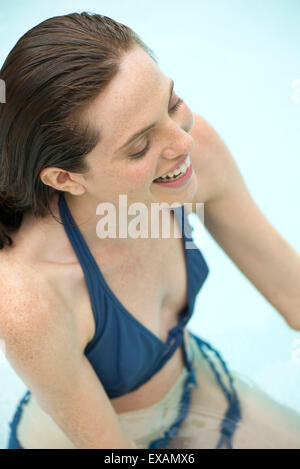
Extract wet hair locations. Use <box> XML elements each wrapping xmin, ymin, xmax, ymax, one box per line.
<box><xmin>0</xmin><ymin>11</ymin><xmax>157</xmax><ymax>249</ymax></box>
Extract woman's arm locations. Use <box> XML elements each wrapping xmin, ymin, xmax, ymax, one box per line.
<box><xmin>189</xmin><ymin>113</ymin><xmax>300</xmax><ymax>330</ymax></box>
<box><xmin>0</xmin><ymin>263</ymin><xmax>137</xmax><ymax>449</ymax></box>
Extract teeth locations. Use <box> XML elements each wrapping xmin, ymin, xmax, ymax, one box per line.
<box><xmin>158</xmin><ymin>155</ymin><xmax>190</xmax><ymax>180</ymax></box>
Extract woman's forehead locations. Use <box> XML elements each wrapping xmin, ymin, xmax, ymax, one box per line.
<box><xmin>83</xmin><ymin>50</ymin><xmax>169</xmax><ymax>156</ymax></box>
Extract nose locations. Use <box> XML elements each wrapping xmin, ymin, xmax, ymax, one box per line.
<box><xmin>162</xmin><ymin>127</ymin><xmax>194</xmax><ymax>160</ymax></box>
<box><xmin>161</xmin><ymin>112</ymin><xmax>195</xmax><ymax>159</ymax></box>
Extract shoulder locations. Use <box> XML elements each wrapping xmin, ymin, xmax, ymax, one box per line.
<box><xmin>0</xmin><ymin>253</ymin><xmax>94</xmax><ymax>418</ymax></box>
<box><xmin>0</xmin><ymin>253</ymin><xmax>67</xmax><ymax>346</ymax></box>
<box><xmin>189</xmin><ymin>112</ymin><xmax>245</xmax><ymax>211</ymax></box>
<box><xmin>0</xmin><ymin>252</ymin><xmax>87</xmax><ymax>400</ymax></box>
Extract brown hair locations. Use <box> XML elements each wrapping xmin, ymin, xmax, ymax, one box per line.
<box><xmin>0</xmin><ymin>11</ymin><xmax>157</xmax><ymax>249</ymax></box>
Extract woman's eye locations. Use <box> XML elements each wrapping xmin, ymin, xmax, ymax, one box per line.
<box><xmin>129</xmin><ymin>140</ymin><xmax>151</xmax><ymax>159</ymax></box>
<box><xmin>169</xmin><ymin>97</ymin><xmax>184</xmax><ymax>114</ymax></box>
<box><xmin>129</xmin><ymin>97</ymin><xmax>184</xmax><ymax>159</ymax></box>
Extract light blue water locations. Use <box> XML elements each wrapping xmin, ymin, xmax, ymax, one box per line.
<box><xmin>1</xmin><ymin>0</ymin><xmax>300</xmax><ymax>449</ymax></box>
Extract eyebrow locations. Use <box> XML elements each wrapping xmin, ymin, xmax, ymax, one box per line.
<box><xmin>116</xmin><ymin>79</ymin><xmax>174</xmax><ymax>153</ymax></box>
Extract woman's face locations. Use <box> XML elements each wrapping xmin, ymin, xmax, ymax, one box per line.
<box><xmin>73</xmin><ymin>45</ymin><xmax>197</xmax><ymax>210</ymax></box>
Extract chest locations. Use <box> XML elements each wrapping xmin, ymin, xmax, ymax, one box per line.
<box><xmin>52</xmin><ymin>221</ymin><xmax>189</xmax><ymax>350</ymax></box>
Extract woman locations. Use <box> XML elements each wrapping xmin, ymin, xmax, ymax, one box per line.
<box><xmin>1</xmin><ymin>12</ymin><xmax>300</xmax><ymax>449</ymax></box>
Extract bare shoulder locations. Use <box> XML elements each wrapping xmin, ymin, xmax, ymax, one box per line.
<box><xmin>0</xmin><ymin>250</ymin><xmax>84</xmax><ymax>398</ymax></box>
<box><xmin>0</xmin><ymin>251</ymin><xmax>69</xmax><ymax>353</ymax></box>
<box><xmin>189</xmin><ymin>112</ymin><xmax>246</xmax><ymax>213</ymax></box>
<box><xmin>0</xmin><ymin>251</ymin><xmax>59</xmax><ymax>321</ymax></box>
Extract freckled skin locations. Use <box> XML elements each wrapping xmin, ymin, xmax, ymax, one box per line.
<box><xmin>0</xmin><ymin>46</ymin><xmax>199</xmax><ymax>449</ymax></box>
<box><xmin>1</xmin><ymin>44</ymin><xmax>300</xmax><ymax>449</ymax></box>
<box><xmin>39</xmin><ymin>45</ymin><xmax>198</xmax><ymax>249</ymax></box>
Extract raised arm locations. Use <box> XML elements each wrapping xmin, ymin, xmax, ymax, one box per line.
<box><xmin>0</xmin><ymin>262</ymin><xmax>137</xmax><ymax>449</ymax></box>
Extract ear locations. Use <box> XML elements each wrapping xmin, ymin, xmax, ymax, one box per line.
<box><xmin>40</xmin><ymin>167</ymin><xmax>85</xmax><ymax>195</ymax></box>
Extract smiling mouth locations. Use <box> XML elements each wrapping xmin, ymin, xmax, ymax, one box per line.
<box><xmin>153</xmin><ymin>155</ymin><xmax>190</xmax><ymax>182</ymax></box>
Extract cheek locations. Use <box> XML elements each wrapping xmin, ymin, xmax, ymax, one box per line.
<box><xmin>93</xmin><ymin>159</ymin><xmax>153</xmax><ymax>190</ymax></box>
<box><xmin>126</xmin><ymin>161</ymin><xmax>154</xmax><ymax>187</ymax></box>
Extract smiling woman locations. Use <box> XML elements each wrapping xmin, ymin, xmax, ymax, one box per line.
<box><xmin>0</xmin><ymin>11</ymin><xmax>300</xmax><ymax>451</ymax></box>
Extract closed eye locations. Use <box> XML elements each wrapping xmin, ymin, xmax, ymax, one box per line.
<box><xmin>128</xmin><ymin>98</ymin><xmax>184</xmax><ymax>159</ymax></box>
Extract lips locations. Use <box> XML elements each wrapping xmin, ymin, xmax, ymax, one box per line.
<box><xmin>153</xmin><ymin>154</ymin><xmax>189</xmax><ymax>181</ymax></box>
<box><xmin>153</xmin><ymin>162</ymin><xmax>192</xmax><ymax>188</ymax></box>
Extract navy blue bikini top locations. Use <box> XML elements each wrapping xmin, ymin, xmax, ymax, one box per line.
<box><xmin>58</xmin><ymin>192</ymin><xmax>209</xmax><ymax>398</ymax></box>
